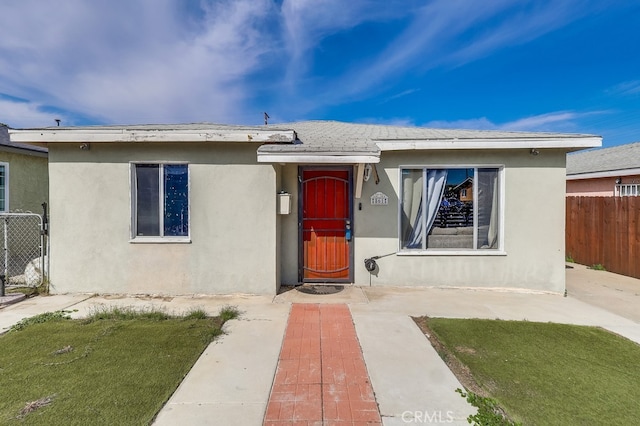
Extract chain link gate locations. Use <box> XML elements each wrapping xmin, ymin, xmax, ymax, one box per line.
<box><xmin>0</xmin><ymin>212</ymin><xmax>46</xmax><ymax>294</ymax></box>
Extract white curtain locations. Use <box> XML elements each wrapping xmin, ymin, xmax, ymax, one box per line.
<box><xmin>487</xmin><ymin>172</ymin><xmax>499</xmax><ymax>248</ymax></box>
<box><xmin>406</xmin><ymin>169</ymin><xmax>448</xmax><ymax>248</ymax></box>
<box><xmin>477</xmin><ymin>169</ymin><xmax>499</xmax><ymax>249</ymax></box>
<box><xmin>402</xmin><ymin>171</ymin><xmax>423</xmax><ymax>247</ymax></box>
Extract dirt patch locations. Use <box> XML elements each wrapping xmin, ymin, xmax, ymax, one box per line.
<box><xmin>99</xmin><ymin>294</ymin><xmax>174</xmax><ymax>302</ymax></box>
<box><xmin>17</xmin><ymin>395</ymin><xmax>55</xmax><ymax>419</ymax></box>
<box><xmin>412</xmin><ymin>316</ymin><xmax>487</xmax><ymax>397</ymax></box>
<box><xmin>277</xmin><ymin>285</ymin><xmax>295</xmax><ymax>295</ymax></box>
<box><xmin>455</xmin><ymin>346</ymin><xmax>476</xmax><ymax>355</ymax></box>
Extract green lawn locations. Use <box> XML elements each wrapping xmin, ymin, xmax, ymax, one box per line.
<box><xmin>418</xmin><ymin>318</ymin><xmax>640</xmax><ymax>425</ymax></box>
<box><xmin>0</xmin><ymin>307</ymin><xmax>237</xmax><ymax>425</ymax></box>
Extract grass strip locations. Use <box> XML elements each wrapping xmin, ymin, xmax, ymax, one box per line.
<box><xmin>0</xmin><ymin>306</ymin><xmax>238</xmax><ymax>425</ymax></box>
<box><xmin>415</xmin><ymin>318</ymin><xmax>640</xmax><ymax>425</ymax></box>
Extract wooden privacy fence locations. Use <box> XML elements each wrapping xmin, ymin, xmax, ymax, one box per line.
<box><xmin>566</xmin><ymin>197</ymin><xmax>640</xmax><ymax>279</ymax></box>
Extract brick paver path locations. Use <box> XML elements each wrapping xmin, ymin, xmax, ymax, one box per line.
<box><xmin>264</xmin><ymin>303</ymin><xmax>381</xmax><ymax>426</ymax></box>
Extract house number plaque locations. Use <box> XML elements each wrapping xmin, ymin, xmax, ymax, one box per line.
<box><xmin>370</xmin><ymin>192</ymin><xmax>389</xmax><ymax>206</ymax></box>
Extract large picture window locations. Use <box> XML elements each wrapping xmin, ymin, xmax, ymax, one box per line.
<box><xmin>132</xmin><ymin>163</ymin><xmax>189</xmax><ymax>238</ymax></box>
<box><xmin>400</xmin><ymin>167</ymin><xmax>501</xmax><ymax>251</ymax></box>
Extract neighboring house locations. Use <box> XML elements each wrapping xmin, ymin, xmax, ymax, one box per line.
<box><xmin>10</xmin><ymin>121</ymin><xmax>600</xmax><ymax>295</ymax></box>
<box><xmin>451</xmin><ymin>177</ymin><xmax>473</xmax><ymax>202</ymax></box>
<box><xmin>566</xmin><ymin>141</ymin><xmax>640</xmax><ymax>197</ymax></box>
<box><xmin>0</xmin><ymin>124</ymin><xmax>48</xmax><ymax>213</ymax></box>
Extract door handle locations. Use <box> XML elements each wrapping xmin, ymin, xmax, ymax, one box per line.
<box><xmin>345</xmin><ymin>220</ymin><xmax>352</xmax><ymax>241</ymax></box>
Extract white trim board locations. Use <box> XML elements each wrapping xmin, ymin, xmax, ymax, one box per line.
<box><xmin>10</xmin><ymin>129</ymin><xmax>296</xmax><ymax>144</ymax></box>
<box><xmin>257</xmin><ymin>154</ymin><xmax>380</xmax><ymax>164</ymax></box>
<box><xmin>376</xmin><ymin>137</ymin><xmax>601</xmax><ymax>151</ymax></box>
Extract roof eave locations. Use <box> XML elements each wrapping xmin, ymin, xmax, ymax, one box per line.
<box><xmin>257</xmin><ymin>153</ymin><xmax>380</xmax><ymax>164</ymax></box>
<box><xmin>0</xmin><ymin>144</ymin><xmax>48</xmax><ymax>157</ymax></box>
<box><xmin>8</xmin><ymin>128</ymin><xmax>297</xmax><ymax>144</ymax></box>
<box><xmin>375</xmin><ymin>136</ymin><xmax>602</xmax><ymax>151</ymax></box>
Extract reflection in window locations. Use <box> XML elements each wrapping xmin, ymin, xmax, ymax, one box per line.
<box><xmin>134</xmin><ymin>164</ymin><xmax>188</xmax><ymax>237</ymax></box>
<box><xmin>400</xmin><ymin>167</ymin><xmax>500</xmax><ymax>250</ymax></box>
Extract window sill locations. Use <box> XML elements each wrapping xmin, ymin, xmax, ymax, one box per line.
<box><xmin>397</xmin><ymin>249</ymin><xmax>506</xmax><ymax>256</ymax></box>
<box><xmin>129</xmin><ymin>237</ymin><xmax>191</xmax><ymax>244</ymax></box>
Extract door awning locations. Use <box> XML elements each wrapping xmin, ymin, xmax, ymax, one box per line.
<box><xmin>256</xmin><ymin>152</ymin><xmax>380</xmax><ymax>164</ymax></box>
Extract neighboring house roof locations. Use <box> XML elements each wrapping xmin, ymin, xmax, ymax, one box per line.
<box><xmin>566</xmin><ymin>141</ymin><xmax>640</xmax><ymax>180</ymax></box>
<box><xmin>0</xmin><ymin>124</ymin><xmax>48</xmax><ymax>156</ymax></box>
<box><xmin>9</xmin><ymin>120</ymin><xmax>600</xmax><ymax>164</ymax></box>
<box><xmin>452</xmin><ymin>177</ymin><xmax>473</xmax><ymax>192</ymax></box>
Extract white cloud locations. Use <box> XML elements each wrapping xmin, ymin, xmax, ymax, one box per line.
<box><xmin>425</xmin><ymin>110</ymin><xmax>606</xmax><ymax>133</ymax></box>
<box><xmin>359</xmin><ymin>117</ymin><xmax>417</xmax><ymax>127</ymax></box>
<box><xmin>499</xmin><ymin>112</ymin><xmax>582</xmax><ymax>131</ymax></box>
<box><xmin>280</xmin><ymin>0</ymin><xmax>406</xmax><ymax>63</ymax></box>
<box><xmin>442</xmin><ymin>0</ymin><xmax>602</xmax><ymax>68</ymax></box>
<box><xmin>424</xmin><ymin>117</ymin><xmax>497</xmax><ymax>131</ymax></box>
<box><xmin>297</xmin><ymin>0</ymin><xmax>604</xmax><ymax>108</ymax></box>
<box><xmin>607</xmin><ymin>80</ymin><xmax>640</xmax><ymax>96</ymax></box>
<box><xmin>0</xmin><ymin>0</ymin><xmax>616</xmax><ymax>128</ymax></box>
<box><xmin>0</xmin><ymin>0</ymin><xmax>276</xmax><ymax>127</ymax></box>
<box><xmin>0</xmin><ymin>99</ymin><xmax>61</xmax><ymax>128</ymax></box>
<box><xmin>378</xmin><ymin>89</ymin><xmax>421</xmax><ymax>104</ymax></box>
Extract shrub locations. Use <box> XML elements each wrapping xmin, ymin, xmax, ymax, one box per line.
<box><xmin>456</xmin><ymin>388</ymin><xmax>521</xmax><ymax>426</ymax></box>
<box><xmin>10</xmin><ymin>310</ymin><xmax>72</xmax><ymax>332</ymax></box>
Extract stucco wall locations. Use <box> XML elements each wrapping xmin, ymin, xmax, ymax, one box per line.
<box><xmin>566</xmin><ymin>174</ymin><xmax>640</xmax><ymax>196</ymax></box>
<box><xmin>0</xmin><ymin>150</ymin><xmax>48</xmax><ymax>212</ymax></box>
<box><xmin>279</xmin><ymin>149</ymin><xmax>567</xmax><ymax>293</ymax></box>
<box><xmin>48</xmin><ymin>142</ymin><xmax>278</xmax><ymax>295</ymax></box>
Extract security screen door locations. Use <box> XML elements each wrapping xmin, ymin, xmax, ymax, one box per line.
<box><xmin>300</xmin><ymin>168</ymin><xmax>353</xmax><ymax>282</ymax></box>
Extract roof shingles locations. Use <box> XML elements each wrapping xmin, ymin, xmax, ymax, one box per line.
<box><xmin>260</xmin><ymin>120</ymin><xmax>596</xmax><ymax>154</ymax></box>
<box><xmin>0</xmin><ymin>124</ymin><xmax>48</xmax><ymax>154</ymax></box>
<box><xmin>566</xmin><ymin>141</ymin><xmax>640</xmax><ymax>175</ymax></box>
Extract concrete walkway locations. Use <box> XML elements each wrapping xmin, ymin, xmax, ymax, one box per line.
<box><xmin>0</xmin><ymin>265</ymin><xmax>637</xmax><ymax>425</ymax></box>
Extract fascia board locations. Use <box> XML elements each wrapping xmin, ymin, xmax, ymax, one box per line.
<box><xmin>375</xmin><ymin>136</ymin><xmax>602</xmax><ymax>151</ymax></box>
<box><xmin>257</xmin><ymin>154</ymin><xmax>380</xmax><ymax>164</ymax></box>
<box><xmin>9</xmin><ymin>128</ymin><xmax>296</xmax><ymax>144</ymax></box>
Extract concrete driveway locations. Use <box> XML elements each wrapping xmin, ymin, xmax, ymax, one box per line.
<box><xmin>565</xmin><ymin>262</ymin><xmax>640</xmax><ymax>323</ymax></box>
<box><xmin>0</xmin><ymin>264</ymin><xmax>638</xmax><ymax>425</ymax></box>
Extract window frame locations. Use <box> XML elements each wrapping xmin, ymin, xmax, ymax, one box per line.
<box><xmin>397</xmin><ymin>164</ymin><xmax>506</xmax><ymax>256</ymax></box>
<box><xmin>129</xmin><ymin>162</ymin><xmax>191</xmax><ymax>243</ymax></box>
<box><xmin>0</xmin><ymin>162</ymin><xmax>8</xmax><ymax>212</ymax></box>
<box><xmin>615</xmin><ymin>183</ymin><xmax>640</xmax><ymax>197</ymax></box>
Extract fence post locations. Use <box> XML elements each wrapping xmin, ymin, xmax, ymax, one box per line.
<box><xmin>42</xmin><ymin>202</ymin><xmax>49</xmax><ymax>286</ymax></box>
<box><xmin>1</xmin><ymin>216</ymin><xmax>7</xmax><ymax>297</ymax></box>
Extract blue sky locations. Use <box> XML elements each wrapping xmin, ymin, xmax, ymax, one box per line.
<box><xmin>0</xmin><ymin>1</ymin><xmax>638</xmax><ymax>147</ymax></box>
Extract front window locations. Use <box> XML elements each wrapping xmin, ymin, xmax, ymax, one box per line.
<box><xmin>132</xmin><ymin>163</ymin><xmax>189</xmax><ymax>238</ymax></box>
<box><xmin>0</xmin><ymin>163</ymin><xmax>7</xmax><ymax>212</ymax></box>
<box><xmin>400</xmin><ymin>167</ymin><xmax>501</xmax><ymax>251</ymax></box>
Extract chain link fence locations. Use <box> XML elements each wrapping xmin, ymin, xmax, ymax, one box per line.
<box><xmin>0</xmin><ymin>213</ymin><xmax>46</xmax><ymax>290</ymax></box>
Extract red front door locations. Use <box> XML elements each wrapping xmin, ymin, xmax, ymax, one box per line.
<box><xmin>300</xmin><ymin>168</ymin><xmax>352</xmax><ymax>282</ymax></box>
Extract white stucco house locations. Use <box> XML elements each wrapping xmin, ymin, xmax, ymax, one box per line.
<box><xmin>10</xmin><ymin>121</ymin><xmax>600</xmax><ymax>295</ymax></box>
